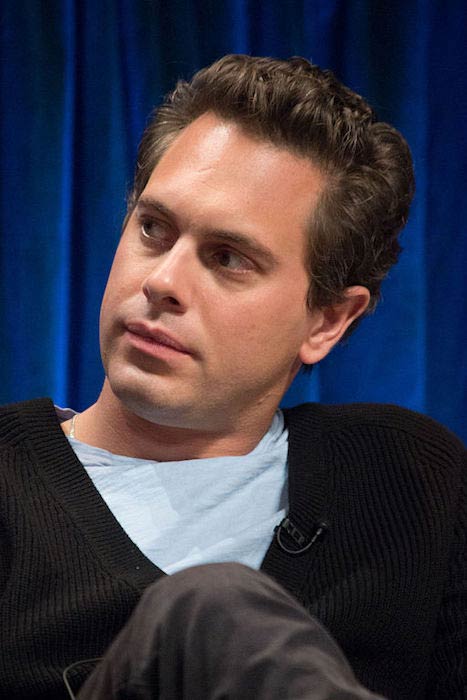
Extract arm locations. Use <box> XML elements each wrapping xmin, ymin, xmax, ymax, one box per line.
<box><xmin>427</xmin><ymin>449</ymin><xmax>467</xmax><ymax>699</ymax></box>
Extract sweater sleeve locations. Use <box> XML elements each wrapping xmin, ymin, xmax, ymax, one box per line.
<box><xmin>426</xmin><ymin>445</ymin><xmax>467</xmax><ymax>699</ymax></box>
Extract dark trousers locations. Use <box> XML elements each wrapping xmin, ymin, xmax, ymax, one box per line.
<box><xmin>76</xmin><ymin>563</ymin><xmax>385</xmax><ymax>700</ymax></box>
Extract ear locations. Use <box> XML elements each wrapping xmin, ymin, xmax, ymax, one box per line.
<box><xmin>299</xmin><ymin>286</ymin><xmax>370</xmax><ymax>365</ymax></box>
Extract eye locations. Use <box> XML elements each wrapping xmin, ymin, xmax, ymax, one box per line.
<box><xmin>140</xmin><ymin>218</ymin><xmax>163</xmax><ymax>239</ymax></box>
<box><xmin>139</xmin><ymin>218</ymin><xmax>172</xmax><ymax>249</ymax></box>
<box><xmin>212</xmin><ymin>248</ymin><xmax>254</xmax><ymax>273</ymax></box>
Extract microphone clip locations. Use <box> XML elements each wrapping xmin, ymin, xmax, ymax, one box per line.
<box><xmin>275</xmin><ymin>517</ymin><xmax>328</xmax><ymax>555</ymax></box>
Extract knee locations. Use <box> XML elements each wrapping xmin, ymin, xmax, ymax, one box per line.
<box><xmin>141</xmin><ymin>562</ymin><xmax>286</xmax><ymax>624</ymax></box>
<box><xmin>171</xmin><ymin>561</ymin><xmax>258</xmax><ymax>592</ymax></box>
<box><xmin>144</xmin><ymin>562</ymin><xmax>259</xmax><ymax>606</ymax></box>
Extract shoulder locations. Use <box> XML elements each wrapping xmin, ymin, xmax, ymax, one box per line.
<box><xmin>283</xmin><ymin>402</ymin><xmax>465</xmax><ymax>470</ymax></box>
<box><xmin>284</xmin><ymin>403</ymin><xmax>466</xmax><ymax>562</ymax></box>
<box><xmin>0</xmin><ymin>398</ymin><xmax>58</xmax><ymax>449</ymax></box>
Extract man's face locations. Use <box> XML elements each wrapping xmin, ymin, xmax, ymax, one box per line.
<box><xmin>100</xmin><ymin>112</ymin><xmax>327</xmax><ymax>432</ymax></box>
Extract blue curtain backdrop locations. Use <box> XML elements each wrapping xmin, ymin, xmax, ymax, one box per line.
<box><xmin>1</xmin><ymin>1</ymin><xmax>466</xmax><ymax>442</ymax></box>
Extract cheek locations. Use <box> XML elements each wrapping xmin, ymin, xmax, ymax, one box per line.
<box><xmin>99</xmin><ymin>263</ymin><xmax>132</xmax><ymax>339</ymax></box>
<box><xmin>100</xmin><ymin>276</ymin><xmax>120</xmax><ymax>327</ymax></box>
<box><xmin>211</xmin><ymin>292</ymin><xmax>308</xmax><ymax>355</ymax></box>
<box><xmin>101</xmin><ymin>249</ymin><xmax>141</xmax><ymax>311</ymax></box>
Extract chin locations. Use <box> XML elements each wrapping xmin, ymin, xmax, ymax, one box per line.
<box><xmin>107</xmin><ymin>370</ymin><xmax>194</xmax><ymax>426</ymax></box>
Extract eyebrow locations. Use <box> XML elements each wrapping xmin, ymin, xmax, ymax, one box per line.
<box><xmin>136</xmin><ymin>196</ymin><xmax>279</xmax><ymax>268</ymax></box>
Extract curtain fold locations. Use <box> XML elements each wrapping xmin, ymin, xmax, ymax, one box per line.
<box><xmin>1</xmin><ymin>1</ymin><xmax>466</xmax><ymax>442</ymax></box>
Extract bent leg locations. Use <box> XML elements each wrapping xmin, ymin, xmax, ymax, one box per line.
<box><xmin>77</xmin><ymin>563</ymin><xmax>385</xmax><ymax>700</ymax></box>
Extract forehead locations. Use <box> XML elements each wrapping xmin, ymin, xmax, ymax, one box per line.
<box><xmin>143</xmin><ymin>112</ymin><xmax>326</xmax><ymax>255</ymax></box>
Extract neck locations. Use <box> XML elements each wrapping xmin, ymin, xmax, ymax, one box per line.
<box><xmin>66</xmin><ymin>381</ymin><xmax>278</xmax><ymax>461</ymax></box>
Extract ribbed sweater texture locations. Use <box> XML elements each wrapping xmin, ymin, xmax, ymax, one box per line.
<box><xmin>0</xmin><ymin>398</ymin><xmax>465</xmax><ymax>699</ymax></box>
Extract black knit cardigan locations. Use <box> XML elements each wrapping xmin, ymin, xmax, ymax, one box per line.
<box><xmin>0</xmin><ymin>398</ymin><xmax>465</xmax><ymax>699</ymax></box>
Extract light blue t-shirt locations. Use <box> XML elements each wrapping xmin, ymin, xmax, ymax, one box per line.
<box><xmin>57</xmin><ymin>407</ymin><xmax>288</xmax><ymax>574</ymax></box>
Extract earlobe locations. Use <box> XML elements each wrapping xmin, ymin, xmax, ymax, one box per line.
<box><xmin>299</xmin><ymin>286</ymin><xmax>370</xmax><ymax>365</ymax></box>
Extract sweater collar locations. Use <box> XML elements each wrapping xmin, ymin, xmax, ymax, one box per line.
<box><xmin>261</xmin><ymin>404</ymin><xmax>334</xmax><ymax>599</ymax></box>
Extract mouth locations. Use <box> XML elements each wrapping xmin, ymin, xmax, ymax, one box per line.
<box><xmin>125</xmin><ymin>322</ymin><xmax>193</xmax><ymax>357</ymax></box>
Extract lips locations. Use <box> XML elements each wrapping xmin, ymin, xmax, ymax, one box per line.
<box><xmin>125</xmin><ymin>322</ymin><xmax>192</xmax><ymax>355</ymax></box>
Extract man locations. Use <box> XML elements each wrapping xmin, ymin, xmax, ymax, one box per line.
<box><xmin>0</xmin><ymin>56</ymin><xmax>465</xmax><ymax>699</ymax></box>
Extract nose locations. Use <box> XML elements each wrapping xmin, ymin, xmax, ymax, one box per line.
<box><xmin>142</xmin><ymin>239</ymin><xmax>193</xmax><ymax>312</ymax></box>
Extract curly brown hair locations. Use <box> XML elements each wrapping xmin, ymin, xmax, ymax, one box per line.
<box><xmin>126</xmin><ymin>55</ymin><xmax>415</xmax><ymax>332</ymax></box>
